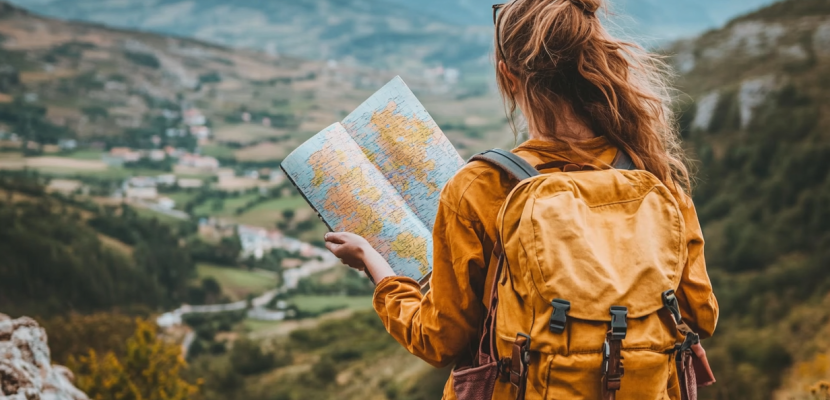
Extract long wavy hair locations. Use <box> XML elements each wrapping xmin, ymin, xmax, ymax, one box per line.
<box><xmin>495</xmin><ymin>0</ymin><xmax>691</xmax><ymax>192</ymax></box>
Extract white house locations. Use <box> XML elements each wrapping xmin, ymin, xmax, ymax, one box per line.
<box><xmin>149</xmin><ymin>149</ymin><xmax>166</xmax><ymax>162</ymax></box>
<box><xmin>157</xmin><ymin>197</ymin><xmax>176</xmax><ymax>210</ymax></box>
<box><xmin>126</xmin><ymin>186</ymin><xmax>158</xmax><ymax>200</ymax></box>
<box><xmin>155</xmin><ymin>174</ymin><xmax>176</xmax><ymax>186</ymax></box>
<box><xmin>177</xmin><ymin>178</ymin><xmax>204</xmax><ymax>189</ymax></box>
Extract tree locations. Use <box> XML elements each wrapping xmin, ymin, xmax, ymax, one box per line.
<box><xmin>281</xmin><ymin>209</ymin><xmax>295</xmax><ymax>221</ymax></box>
<box><xmin>69</xmin><ymin>319</ymin><xmax>200</xmax><ymax>400</ymax></box>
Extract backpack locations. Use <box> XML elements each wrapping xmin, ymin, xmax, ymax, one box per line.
<box><xmin>451</xmin><ymin>149</ymin><xmax>713</xmax><ymax>400</ymax></box>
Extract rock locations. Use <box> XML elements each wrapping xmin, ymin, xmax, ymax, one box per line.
<box><xmin>701</xmin><ymin>21</ymin><xmax>786</xmax><ymax>61</ymax></box>
<box><xmin>738</xmin><ymin>75</ymin><xmax>778</xmax><ymax>129</ymax></box>
<box><xmin>0</xmin><ymin>314</ymin><xmax>88</xmax><ymax>400</ymax></box>
<box><xmin>814</xmin><ymin>21</ymin><xmax>830</xmax><ymax>58</ymax></box>
<box><xmin>692</xmin><ymin>91</ymin><xmax>720</xmax><ymax>132</ymax></box>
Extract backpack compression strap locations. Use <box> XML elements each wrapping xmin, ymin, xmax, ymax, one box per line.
<box><xmin>469</xmin><ymin>148</ymin><xmax>636</xmax><ymax>180</ymax></box>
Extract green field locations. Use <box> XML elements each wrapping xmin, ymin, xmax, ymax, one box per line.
<box><xmin>40</xmin><ymin>167</ymin><xmax>164</xmax><ymax>180</ymax></box>
<box><xmin>193</xmin><ymin>193</ymin><xmax>260</xmax><ymax>216</ymax></box>
<box><xmin>66</xmin><ymin>149</ymin><xmax>104</xmax><ymax>160</ymax></box>
<box><xmin>133</xmin><ymin>207</ymin><xmax>185</xmax><ymax>226</ymax></box>
<box><xmin>290</xmin><ymin>295</ymin><xmax>373</xmax><ymax>313</ymax></box>
<box><xmin>242</xmin><ymin>319</ymin><xmax>282</xmax><ymax>334</ymax></box>
<box><xmin>165</xmin><ymin>191</ymin><xmax>200</xmax><ymax>210</ymax></box>
<box><xmin>196</xmin><ymin>263</ymin><xmax>277</xmax><ymax>301</ymax></box>
<box><xmin>201</xmin><ymin>144</ymin><xmax>236</xmax><ymax>159</ymax></box>
<box><xmin>231</xmin><ymin>196</ymin><xmax>309</xmax><ymax>227</ymax></box>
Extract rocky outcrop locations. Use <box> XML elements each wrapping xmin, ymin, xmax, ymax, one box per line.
<box><xmin>0</xmin><ymin>314</ymin><xmax>88</xmax><ymax>400</ymax></box>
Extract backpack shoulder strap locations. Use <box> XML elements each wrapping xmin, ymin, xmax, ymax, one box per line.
<box><xmin>470</xmin><ymin>147</ymin><xmax>636</xmax><ymax>178</ymax></box>
<box><xmin>611</xmin><ymin>149</ymin><xmax>636</xmax><ymax>170</ymax></box>
<box><xmin>468</xmin><ymin>149</ymin><xmax>540</xmax><ymax>181</ymax></box>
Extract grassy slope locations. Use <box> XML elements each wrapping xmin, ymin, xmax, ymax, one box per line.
<box><xmin>195</xmin><ymin>263</ymin><xmax>277</xmax><ymax>301</ymax></box>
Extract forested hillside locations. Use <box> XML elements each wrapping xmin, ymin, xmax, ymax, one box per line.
<box><xmin>670</xmin><ymin>1</ymin><xmax>830</xmax><ymax>398</ymax></box>
<box><xmin>0</xmin><ymin>170</ymin><xmax>196</xmax><ymax>317</ymax></box>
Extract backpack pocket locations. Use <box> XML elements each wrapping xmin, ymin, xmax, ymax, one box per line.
<box><xmin>452</xmin><ymin>362</ymin><xmax>499</xmax><ymax>400</ymax></box>
<box><xmin>544</xmin><ymin>350</ymin><xmax>671</xmax><ymax>400</ymax></box>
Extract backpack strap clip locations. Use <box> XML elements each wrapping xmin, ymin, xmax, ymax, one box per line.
<box><xmin>602</xmin><ymin>306</ymin><xmax>627</xmax><ymax>400</ymax></box>
<box><xmin>610</xmin><ymin>306</ymin><xmax>628</xmax><ymax>341</ymax></box>
<box><xmin>661</xmin><ymin>289</ymin><xmax>716</xmax><ymax>396</ymax></box>
<box><xmin>662</xmin><ymin>289</ymin><xmax>683</xmax><ymax>325</ymax></box>
<box><xmin>510</xmin><ymin>333</ymin><xmax>531</xmax><ymax>400</ymax></box>
<box><xmin>548</xmin><ymin>299</ymin><xmax>571</xmax><ymax>334</ymax></box>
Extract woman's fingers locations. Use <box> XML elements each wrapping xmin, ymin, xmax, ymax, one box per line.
<box><xmin>324</xmin><ymin>240</ymin><xmax>342</xmax><ymax>255</ymax></box>
<box><xmin>324</xmin><ymin>232</ymin><xmax>348</xmax><ymax>244</ymax></box>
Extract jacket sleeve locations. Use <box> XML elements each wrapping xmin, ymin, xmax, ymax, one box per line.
<box><xmin>372</xmin><ymin>199</ymin><xmax>489</xmax><ymax>368</ymax></box>
<box><xmin>674</xmin><ymin>194</ymin><xmax>719</xmax><ymax>339</ymax></box>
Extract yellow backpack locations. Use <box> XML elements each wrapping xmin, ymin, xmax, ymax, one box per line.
<box><xmin>452</xmin><ymin>149</ymin><xmax>705</xmax><ymax>400</ymax></box>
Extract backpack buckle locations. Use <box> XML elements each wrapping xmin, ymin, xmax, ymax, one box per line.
<box><xmin>610</xmin><ymin>306</ymin><xmax>628</xmax><ymax>341</ymax></box>
<box><xmin>662</xmin><ymin>290</ymin><xmax>682</xmax><ymax>324</ymax></box>
<box><xmin>548</xmin><ymin>299</ymin><xmax>571</xmax><ymax>334</ymax></box>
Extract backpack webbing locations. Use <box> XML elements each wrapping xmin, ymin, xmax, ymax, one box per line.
<box><xmin>469</xmin><ymin>147</ymin><xmax>636</xmax><ymax>181</ymax></box>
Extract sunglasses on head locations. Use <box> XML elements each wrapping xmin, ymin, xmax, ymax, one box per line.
<box><xmin>493</xmin><ymin>3</ymin><xmax>507</xmax><ymax>60</ymax></box>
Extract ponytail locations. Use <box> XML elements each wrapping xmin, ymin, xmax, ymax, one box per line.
<box><xmin>495</xmin><ymin>0</ymin><xmax>691</xmax><ymax>192</ymax></box>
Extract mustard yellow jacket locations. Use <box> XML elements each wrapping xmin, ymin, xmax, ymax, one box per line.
<box><xmin>373</xmin><ymin>137</ymin><xmax>719</xmax><ymax>399</ymax></box>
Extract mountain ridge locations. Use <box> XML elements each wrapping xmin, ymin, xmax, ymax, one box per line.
<box><xmin>4</xmin><ymin>0</ymin><xmax>783</xmax><ymax>76</ymax></box>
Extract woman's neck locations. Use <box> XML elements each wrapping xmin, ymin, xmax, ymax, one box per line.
<box><xmin>524</xmin><ymin>104</ymin><xmax>598</xmax><ymax>142</ymax></box>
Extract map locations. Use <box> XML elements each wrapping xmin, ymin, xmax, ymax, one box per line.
<box><xmin>281</xmin><ymin>77</ymin><xmax>464</xmax><ymax>284</ymax></box>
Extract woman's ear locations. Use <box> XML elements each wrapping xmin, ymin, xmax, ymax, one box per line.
<box><xmin>498</xmin><ymin>61</ymin><xmax>519</xmax><ymax>94</ymax></box>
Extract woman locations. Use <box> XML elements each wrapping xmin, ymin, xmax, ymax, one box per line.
<box><xmin>325</xmin><ymin>0</ymin><xmax>718</xmax><ymax>398</ymax></box>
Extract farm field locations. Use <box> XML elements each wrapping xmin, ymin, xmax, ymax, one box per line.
<box><xmin>213</xmin><ymin>124</ymin><xmax>286</xmax><ymax>144</ymax></box>
<box><xmin>0</xmin><ymin>156</ymin><xmax>108</xmax><ymax>171</ymax></box>
<box><xmin>196</xmin><ymin>263</ymin><xmax>278</xmax><ymax>301</ymax></box>
<box><xmin>192</xmin><ymin>193</ymin><xmax>260</xmax><ymax>217</ymax></box>
<box><xmin>290</xmin><ymin>295</ymin><xmax>373</xmax><ymax>313</ymax></box>
<box><xmin>231</xmin><ymin>196</ymin><xmax>308</xmax><ymax>227</ymax></box>
<box><xmin>66</xmin><ymin>150</ymin><xmax>104</xmax><ymax>160</ymax></box>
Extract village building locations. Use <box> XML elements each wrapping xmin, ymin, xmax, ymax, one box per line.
<box><xmin>58</xmin><ymin>139</ymin><xmax>77</xmax><ymax>151</ymax></box>
<box><xmin>126</xmin><ymin>186</ymin><xmax>158</xmax><ymax>200</ymax></box>
<box><xmin>177</xmin><ymin>178</ymin><xmax>204</xmax><ymax>189</ymax></box>
<box><xmin>157</xmin><ymin>197</ymin><xmax>176</xmax><ymax>210</ymax></box>
<box><xmin>238</xmin><ymin>225</ymin><xmax>285</xmax><ymax>260</ymax></box>
<box><xmin>148</xmin><ymin>149</ymin><xmax>166</xmax><ymax>161</ymax></box>
<box><xmin>128</xmin><ymin>176</ymin><xmax>157</xmax><ymax>188</ymax></box>
<box><xmin>182</xmin><ymin>108</ymin><xmax>206</xmax><ymax>126</ymax></box>
<box><xmin>103</xmin><ymin>147</ymin><xmax>141</xmax><ymax>166</ymax></box>
<box><xmin>178</xmin><ymin>154</ymin><xmax>219</xmax><ymax>171</ymax></box>
<box><xmin>155</xmin><ymin>174</ymin><xmax>176</xmax><ymax>186</ymax></box>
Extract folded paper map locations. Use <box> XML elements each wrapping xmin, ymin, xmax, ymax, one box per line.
<box><xmin>280</xmin><ymin>77</ymin><xmax>465</xmax><ymax>284</ymax></box>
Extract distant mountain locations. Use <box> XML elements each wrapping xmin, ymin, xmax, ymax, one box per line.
<box><xmin>383</xmin><ymin>0</ymin><xmax>778</xmax><ymax>40</ymax></box>
<box><xmin>4</xmin><ymin>0</ymin><xmax>779</xmax><ymax>76</ymax></box>
<box><xmin>4</xmin><ymin>0</ymin><xmax>492</xmax><ymax>74</ymax></box>
<box><xmin>611</xmin><ymin>0</ymin><xmax>778</xmax><ymax>41</ymax></box>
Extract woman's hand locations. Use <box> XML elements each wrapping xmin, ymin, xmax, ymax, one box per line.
<box><xmin>324</xmin><ymin>232</ymin><xmax>371</xmax><ymax>271</ymax></box>
<box><xmin>324</xmin><ymin>232</ymin><xmax>396</xmax><ymax>283</ymax></box>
